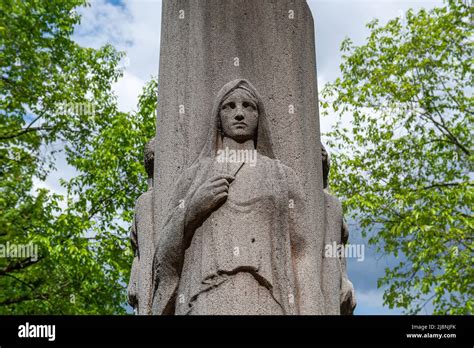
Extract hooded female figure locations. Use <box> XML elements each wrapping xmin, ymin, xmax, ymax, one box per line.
<box><xmin>152</xmin><ymin>79</ymin><xmax>323</xmax><ymax>315</ymax></box>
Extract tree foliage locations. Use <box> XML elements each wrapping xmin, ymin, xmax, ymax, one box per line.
<box><xmin>0</xmin><ymin>0</ymin><xmax>156</xmax><ymax>313</ymax></box>
<box><xmin>321</xmin><ymin>0</ymin><xmax>473</xmax><ymax>314</ymax></box>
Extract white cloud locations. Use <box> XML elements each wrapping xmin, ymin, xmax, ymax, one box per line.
<box><xmin>74</xmin><ymin>0</ymin><xmax>134</xmax><ymax>50</ymax></box>
<box><xmin>121</xmin><ymin>0</ymin><xmax>162</xmax><ymax>81</ymax></box>
<box><xmin>74</xmin><ymin>0</ymin><xmax>162</xmax><ymax>112</ymax></box>
<box><xmin>309</xmin><ymin>0</ymin><xmax>443</xmax><ymax>80</ymax></box>
<box><xmin>355</xmin><ymin>288</ymin><xmax>403</xmax><ymax>315</ymax></box>
<box><xmin>34</xmin><ymin>0</ymin><xmax>162</xmax><ymax>209</ymax></box>
<box><xmin>32</xmin><ymin>141</ymin><xmax>78</xmax><ymax>211</ymax></box>
<box><xmin>311</xmin><ymin>0</ymin><xmax>443</xmax><ymax>150</ymax></box>
<box><xmin>113</xmin><ymin>70</ymin><xmax>145</xmax><ymax>112</ymax></box>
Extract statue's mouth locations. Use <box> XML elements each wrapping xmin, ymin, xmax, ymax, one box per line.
<box><xmin>233</xmin><ymin>122</ymin><xmax>247</xmax><ymax>128</ymax></box>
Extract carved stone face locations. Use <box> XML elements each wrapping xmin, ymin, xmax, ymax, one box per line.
<box><xmin>219</xmin><ymin>89</ymin><xmax>259</xmax><ymax>142</ymax></box>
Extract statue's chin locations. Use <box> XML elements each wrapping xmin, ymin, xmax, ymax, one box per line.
<box><xmin>225</xmin><ymin>133</ymin><xmax>254</xmax><ymax>143</ymax></box>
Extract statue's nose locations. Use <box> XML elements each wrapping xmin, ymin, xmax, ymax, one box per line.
<box><xmin>235</xmin><ymin>113</ymin><xmax>244</xmax><ymax>121</ymax></box>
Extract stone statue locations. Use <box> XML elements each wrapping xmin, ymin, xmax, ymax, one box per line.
<box><xmin>321</xmin><ymin>145</ymin><xmax>356</xmax><ymax>315</ymax></box>
<box><xmin>128</xmin><ymin>137</ymin><xmax>156</xmax><ymax>315</ymax></box>
<box><xmin>152</xmin><ymin>79</ymin><xmax>323</xmax><ymax>315</ymax></box>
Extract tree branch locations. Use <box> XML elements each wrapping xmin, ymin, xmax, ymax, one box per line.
<box><xmin>3</xmin><ymin>273</ymin><xmax>36</xmax><ymax>291</ymax></box>
<box><xmin>0</xmin><ymin>294</ymin><xmax>42</xmax><ymax>307</ymax></box>
<box><xmin>412</xmin><ymin>67</ymin><xmax>470</xmax><ymax>156</ymax></box>
<box><xmin>421</xmin><ymin>182</ymin><xmax>472</xmax><ymax>190</ymax></box>
<box><xmin>0</xmin><ymin>257</ymin><xmax>44</xmax><ymax>276</ymax></box>
<box><xmin>439</xmin><ymin>77</ymin><xmax>473</xmax><ymax>115</ymax></box>
<box><xmin>0</xmin><ymin>125</ymin><xmax>53</xmax><ymax>141</ymax></box>
<box><xmin>418</xmin><ymin>111</ymin><xmax>470</xmax><ymax>156</ymax></box>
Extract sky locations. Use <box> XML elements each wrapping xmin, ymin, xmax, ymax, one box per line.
<box><xmin>64</xmin><ymin>0</ymin><xmax>446</xmax><ymax>315</ymax></box>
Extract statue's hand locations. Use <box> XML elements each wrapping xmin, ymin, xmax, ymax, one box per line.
<box><xmin>185</xmin><ymin>174</ymin><xmax>235</xmax><ymax>230</ymax></box>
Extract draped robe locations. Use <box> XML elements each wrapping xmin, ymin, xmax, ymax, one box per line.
<box><xmin>152</xmin><ymin>80</ymin><xmax>315</xmax><ymax>315</ymax></box>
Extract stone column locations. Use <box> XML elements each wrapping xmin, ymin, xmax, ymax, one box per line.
<box><xmin>153</xmin><ymin>0</ymin><xmax>326</xmax><ymax>314</ymax></box>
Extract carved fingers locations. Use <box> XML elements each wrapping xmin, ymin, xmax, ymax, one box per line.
<box><xmin>206</xmin><ymin>174</ymin><xmax>235</xmax><ymax>207</ymax></box>
<box><xmin>189</xmin><ymin>174</ymin><xmax>235</xmax><ymax>220</ymax></box>
<box><xmin>209</xmin><ymin>174</ymin><xmax>235</xmax><ymax>186</ymax></box>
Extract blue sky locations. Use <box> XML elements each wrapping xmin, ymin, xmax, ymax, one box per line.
<box><xmin>60</xmin><ymin>0</ymin><xmax>446</xmax><ymax>315</ymax></box>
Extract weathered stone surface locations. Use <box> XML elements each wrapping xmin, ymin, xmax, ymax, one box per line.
<box><xmin>132</xmin><ymin>0</ymin><xmax>357</xmax><ymax>315</ymax></box>
<box><xmin>321</xmin><ymin>145</ymin><xmax>356</xmax><ymax>315</ymax></box>
<box><xmin>152</xmin><ymin>0</ymin><xmax>326</xmax><ymax>316</ymax></box>
<box><xmin>153</xmin><ymin>79</ymin><xmax>323</xmax><ymax>315</ymax></box>
<box><xmin>128</xmin><ymin>138</ymin><xmax>156</xmax><ymax>315</ymax></box>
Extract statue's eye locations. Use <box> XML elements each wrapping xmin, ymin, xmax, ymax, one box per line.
<box><xmin>243</xmin><ymin>102</ymin><xmax>255</xmax><ymax>110</ymax></box>
<box><xmin>223</xmin><ymin>102</ymin><xmax>236</xmax><ymax>110</ymax></box>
